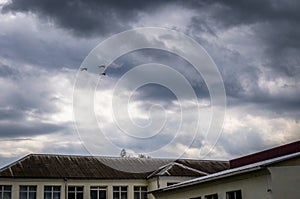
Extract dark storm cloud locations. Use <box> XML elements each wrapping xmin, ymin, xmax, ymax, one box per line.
<box><xmin>190</xmin><ymin>0</ymin><xmax>300</xmax><ymax>76</ymax></box>
<box><xmin>1</xmin><ymin>0</ymin><xmax>177</xmax><ymax>37</ymax></box>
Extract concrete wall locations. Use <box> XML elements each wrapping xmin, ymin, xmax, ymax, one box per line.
<box><xmin>152</xmin><ymin>170</ymin><xmax>271</xmax><ymax>199</ymax></box>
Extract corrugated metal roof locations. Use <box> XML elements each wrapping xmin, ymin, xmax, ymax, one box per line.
<box><xmin>0</xmin><ymin>154</ymin><xmax>229</xmax><ymax>180</ymax></box>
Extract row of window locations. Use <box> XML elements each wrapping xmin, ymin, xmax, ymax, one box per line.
<box><xmin>0</xmin><ymin>185</ymin><xmax>147</xmax><ymax>199</ymax></box>
<box><xmin>190</xmin><ymin>190</ymin><xmax>242</xmax><ymax>199</ymax></box>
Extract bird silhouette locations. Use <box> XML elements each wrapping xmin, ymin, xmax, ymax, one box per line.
<box><xmin>101</xmin><ymin>72</ymin><xmax>106</xmax><ymax>76</ymax></box>
<box><xmin>97</xmin><ymin>65</ymin><xmax>105</xmax><ymax>68</ymax></box>
<box><xmin>80</xmin><ymin>68</ymin><xmax>88</xmax><ymax>71</ymax></box>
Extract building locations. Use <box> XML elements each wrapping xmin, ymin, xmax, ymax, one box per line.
<box><xmin>0</xmin><ymin>154</ymin><xmax>228</xmax><ymax>199</ymax></box>
<box><xmin>1</xmin><ymin>141</ymin><xmax>299</xmax><ymax>199</ymax></box>
<box><xmin>151</xmin><ymin>140</ymin><xmax>300</xmax><ymax>199</ymax></box>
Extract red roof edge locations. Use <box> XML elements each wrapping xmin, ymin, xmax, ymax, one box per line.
<box><xmin>229</xmin><ymin>140</ymin><xmax>300</xmax><ymax>169</ymax></box>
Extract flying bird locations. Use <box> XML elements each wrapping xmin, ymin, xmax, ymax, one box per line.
<box><xmin>101</xmin><ymin>72</ymin><xmax>106</xmax><ymax>76</ymax></box>
<box><xmin>80</xmin><ymin>68</ymin><xmax>88</xmax><ymax>71</ymax></box>
<box><xmin>97</xmin><ymin>65</ymin><xmax>105</xmax><ymax>68</ymax></box>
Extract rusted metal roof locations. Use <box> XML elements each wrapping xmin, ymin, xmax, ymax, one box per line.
<box><xmin>0</xmin><ymin>154</ymin><xmax>229</xmax><ymax>179</ymax></box>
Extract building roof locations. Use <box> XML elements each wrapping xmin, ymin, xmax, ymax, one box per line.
<box><xmin>151</xmin><ymin>149</ymin><xmax>300</xmax><ymax>194</ymax></box>
<box><xmin>230</xmin><ymin>140</ymin><xmax>300</xmax><ymax>168</ymax></box>
<box><xmin>0</xmin><ymin>154</ymin><xmax>228</xmax><ymax>180</ymax></box>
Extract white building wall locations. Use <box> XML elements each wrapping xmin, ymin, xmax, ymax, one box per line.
<box><xmin>147</xmin><ymin>176</ymin><xmax>196</xmax><ymax>199</ymax></box>
<box><xmin>268</xmin><ymin>165</ymin><xmax>300</xmax><ymax>199</ymax></box>
<box><xmin>0</xmin><ymin>178</ymin><xmax>148</xmax><ymax>199</ymax></box>
<box><xmin>152</xmin><ymin>171</ymin><xmax>270</xmax><ymax>199</ymax></box>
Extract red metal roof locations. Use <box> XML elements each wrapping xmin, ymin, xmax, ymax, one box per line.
<box><xmin>230</xmin><ymin>140</ymin><xmax>300</xmax><ymax>168</ymax></box>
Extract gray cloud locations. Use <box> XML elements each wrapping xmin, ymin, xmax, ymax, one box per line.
<box><xmin>0</xmin><ymin>0</ymin><xmax>299</xmax><ymax>166</ymax></box>
<box><xmin>0</xmin><ymin>122</ymin><xmax>65</xmax><ymax>138</ymax></box>
<box><xmin>1</xmin><ymin>0</ymin><xmax>177</xmax><ymax>37</ymax></box>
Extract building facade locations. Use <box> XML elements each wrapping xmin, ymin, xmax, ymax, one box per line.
<box><xmin>151</xmin><ymin>141</ymin><xmax>300</xmax><ymax>199</ymax></box>
<box><xmin>1</xmin><ymin>141</ymin><xmax>299</xmax><ymax>199</ymax></box>
<box><xmin>0</xmin><ymin>155</ymin><xmax>228</xmax><ymax>199</ymax></box>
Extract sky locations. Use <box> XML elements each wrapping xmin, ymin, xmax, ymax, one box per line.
<box><xmin>0</xmin><ymin>0</ymin><xmax>300</xmax><ymax>167</ymax></box>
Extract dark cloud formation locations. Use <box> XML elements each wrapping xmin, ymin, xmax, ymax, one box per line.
<box><xmin>2</xmin><ymin>0</ymin><xmax>176</xmax><ymax>37</ymax></box>
<box><xmin>0</xmin><ymin>0</ymin><xmax>299</xmax><ymax>164</ymax></box>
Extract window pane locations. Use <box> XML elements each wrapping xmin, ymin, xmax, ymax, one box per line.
<box><xmin>68</xmin><ymin>192</ymin><xmax>75</xmax><ymax>199</ymax></box>
<box><xmin>134</xmin><ymin>192</ymin><xmax>139</xmax><ymax>199</ymax></box>
<box><xmin>29</xmin><ymin>186</ymin><xmax>36</xmax><ymax>192</ymax></box>
<box><xmin>121</xmin><ymin>187</ymin><xmax>127</xmax><ymax>191</ymax></box>
<box><xmin>53</xmin><ymin>192</ymin><xmax>60</xmax><ymax>199</ymax></box>
<box><xmin>77</xmin><ymin>193</ymin><xmax>83</xmax><ymax>199</ymax></box>
<box><xmin>68</xmin><ymin>187</ymin><xmax>75</xmax><ymax>192</ymax></box>
<box><xmin>44</xmin><ymin>192</ymin><xmax>52</xmax><ymax>199</ymax></box>
<box><xmin>113</xmin><ymin>192</ymin><xmax>119</xmax><ymax>199</ymax></box>
<box><xmin>236</xmin><ymin>190</ymin><xmax>242</xmax><ymax>199</ymax></box>
<box><xmin>53</xmin><ymin>186</ymin><xmax>61</xmax><ymax>192</ymax></box>
<box><xmin>99</xmin><ymin>190</ymin><xmax>106</xmax><ymax>199</ymax></box>
<box><xmin>77</xmin><ymin>187</ymin><xmax>83</xmax><ymax>192</ymax></box>
<box><xmin>134</xmin><ymin>187</ymin><xmax>139</xmax><ymax>191</ymax></box>
<box><xmin>0</xmin><ymin>193</ymin><xmax>2</xmax><ymax>199</ymax></box>
<box><xmin>90</xmin><ymin>190</ymin><xmax>97</xmax><ymax>199</ymax></box>
<box><xmin>113</xmin><ymin>187</ymin><xmax>119</xmax><ymax>192</ymax></box>
<box><xmin>141</xmin><ymin>192</ymin><xmax>147</xmax><ymax>199</ymax></box>
<box><xmin>3</xmin><ymin>186</ymin><xmax>11</xmax><ymax>191</ymax></box>
<box><xmin>3</xmin><ymin>190</ymin><xmax>11</xmax><ymax>199</ymax></box>
<box><xmin>44</xmin><ymin>186</ymin><xmax>52</xmax><ymax>192</ymax></box>
<box><xmin>29</xmin><ymin>192</ymin><xmax>36</xmax><ymax>199</ymax></box>
<box><xmin>19</xmin><ymin>192</ymin><xmax>27</xmax><ymax>199</ymax></box>
<box><xmin>20</xmin><ymin>186</ymin><xmax>27</xmax><ymax>192</ymax></box>
<box><xmin>141</xmin><ymin>187</ymin><xmax>147</xmax><ymax>191</ymax></box>
<box><xmin>121</xmin><ymin>192</ymin><xmax>127</xmax><ymax>199</ymax></box>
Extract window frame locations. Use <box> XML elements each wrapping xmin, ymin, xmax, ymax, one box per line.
<box><xmin>0</xmin><ymin>185</ymin><xmax>12</xmax><ymax>199</ymax></box>
<box><xmin>19</xmin><ymin>185</ymin><xmax>37</xmax><ymax>199</ymax></box>
<box><xmin>113</xmin><ymin>186</ymin><xmax>128</xmax><ymax>199</ymax></box>
<box><xmin>44</xmin><ymin>185</ymin><xmax>61</xmax><ymax>199</ymax></box>
<box><xmin>90</xmin><ymin>186</ymin><xmax>107</xmax><ymax>199</ymax></box>
<box><xmin>226</xmin><ymin>190</ymin><xmax>242</xmax><ymax>199</ymax></box>
<box><xmin>67</xmin><ymin>186</ymin><xmax>84</xmax><ymax>199</ymax></box>
<box><xmin>133</xmin><ymin>186</ymin><xmax>147</xmax><ymax>199</ymax></box>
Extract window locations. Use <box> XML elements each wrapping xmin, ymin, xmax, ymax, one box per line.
<box><xmin>0</xmin><ymin>185</ymin><xmax>12</xmax><ymax>199</ymax></box>
<box><xmin>90</xmin><ymin>186</ymin><xmax>107</xmax><ymax>199</ymax></box>
<box><xmin>134</xmin><ymin>186</ymin><xmax>147</xmax><ymax>199</ymax></box>
<box><xmin>68</xmin><ymin>186</ymin><xmax>83</xmax><ymax>199</ymax></box>
<box><xmin>190</xmin><ymin>197</ymin><xmax>201</xmax><ymax>199</ymax></box>
<box><xmin>205</xmin><ymin>193</ymin><xmax>218</xmax><ymax>199</ymax></box>
<box><xmin>226</xmin><ymin>190</ymin><xmax>242</xmax><ymax>199</ymax></box>
<box><xmin>113</xmin><ymin>186</ymin><xmax>127</xmax><ymax>199</ymax></box>
<box><xmin>44</xmin><ymin>186</ymin><xmax>61</xmax><ymax>199</ymax></box>
<box><xmin>19</xmin><ymin>186</ymin><xmax>37</xmax><ymax>199</ymax></box>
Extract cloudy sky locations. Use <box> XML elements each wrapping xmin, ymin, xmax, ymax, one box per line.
<box><xmin>0</xmin><ymin>0</ymin><xmax>300</xmax><ymax>167</ymax></box>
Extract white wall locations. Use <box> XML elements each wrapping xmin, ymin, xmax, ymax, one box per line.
<box><xmin>268</xmin><ymin>166</ymin><xmax>300</xmax><ymax>199</ymax></box>
<box><xmin>152</xmin><ymin>171</ymin><xmax>270</xmax><ymax>199</ymax></box>
<box><xmin>0</xmin><ymin>178</ymin><xmax>147</xmax><ymax>199</ymax></box>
